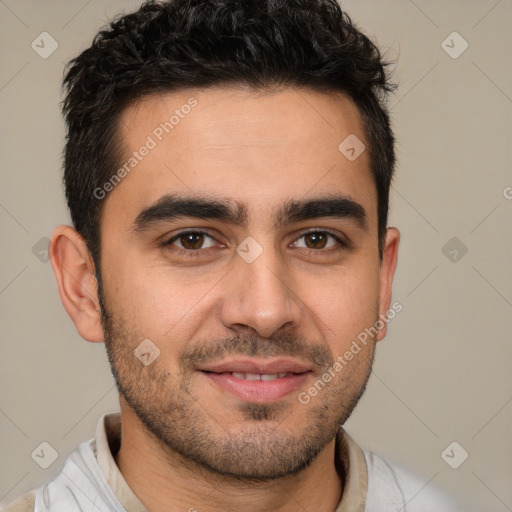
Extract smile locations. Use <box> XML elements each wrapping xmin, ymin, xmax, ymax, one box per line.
<box><xmin>199</xmin><ymin>369</ymin><xmax>312</xmax><ymax>402</ymax></box>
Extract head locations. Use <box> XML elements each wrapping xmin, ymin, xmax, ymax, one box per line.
<box><xmin>51</xmin><ymin>0</ymin><xmax>400</xmax><ymax>482</ymax></box>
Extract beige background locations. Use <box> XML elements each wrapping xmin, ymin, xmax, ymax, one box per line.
<box><xmin>1</xmin><ymin>0</ymin><xmax>511</xmax><ymax>510</ymax></box>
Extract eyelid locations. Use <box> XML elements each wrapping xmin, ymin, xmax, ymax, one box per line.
<box><xmin>164</xmin><ymin>229</ymin><xmax>219</xmax><ymax>247</ymax></box>
<box><xmin>290</xmin><ymin>228</ymin><xmax>349</xmax><ymax>249</ymax></box>
<box><xmin>163</xmin><ymin>227</ymin><xmax>350</xmax><ymax>253</ymax></box>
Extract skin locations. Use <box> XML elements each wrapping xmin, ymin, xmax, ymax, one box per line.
<box><xmin>50</xmin><ymin>86</ymin><xmax>400</xmax><ymax>512</ymax></box>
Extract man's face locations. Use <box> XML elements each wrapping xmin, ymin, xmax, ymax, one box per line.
<box><xmin>98</xmin><ymin>86</ymin><xmax>389</xmax><ymax>480</ymax></box>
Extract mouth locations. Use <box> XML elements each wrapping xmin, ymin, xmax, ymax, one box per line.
<box><xmin>197</xmin><ymin>358</ymin><xmax>313</xmax><ymax>402</ymax></box>
<box><xmin>202</xmin><ymin>371</ymin><xmax>299</xmax><ymax>381</ymax></box>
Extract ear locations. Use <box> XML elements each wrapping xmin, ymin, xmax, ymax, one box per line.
<box><xmin>49</xmin><ymin>225</ymin><xmax>105</xmax><ymax>343</ymax></box>
<box><xmin>375</xmin><ymin>227</ymin><xmax>400</xmax><ymax>342</ymax></box>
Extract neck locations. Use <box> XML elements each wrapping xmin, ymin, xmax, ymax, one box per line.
<box><xmin>115</xmin><ymin>407</ymin><xmax>344</xmax><ymax>512</ymax></box>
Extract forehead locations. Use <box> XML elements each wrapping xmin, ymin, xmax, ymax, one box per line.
<box><xmin>106</xmin><ymin>86</ymin><xmax>376</xmax><ymax>227</ymax></box>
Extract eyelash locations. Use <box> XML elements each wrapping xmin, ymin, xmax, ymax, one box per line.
<box><xmin>162</xmin><ymin>229</ymin><xmax>349</xmax><ymax>258</ymax></box>
<box><xmin>163</xmin><ymin>230</ymin><xmax>215</xmax><ymax>259</ymax></box>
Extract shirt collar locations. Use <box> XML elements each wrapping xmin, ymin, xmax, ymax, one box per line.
<box><xmin>93</xmin><ymin>412</ymin><xmax>148</xmax><ymax>512</ymax></box>
<box><xmin>93</xmin><ymin>412</ymin><xmax>368</xmax><ymax>511</ymax></box>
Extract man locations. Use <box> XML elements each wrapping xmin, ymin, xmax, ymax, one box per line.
<box><xmin>4</xmin><ymin>0</ymin><xmax>462</xmax><ymax>511</ymax></box>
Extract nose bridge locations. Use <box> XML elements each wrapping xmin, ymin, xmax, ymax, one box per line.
<box><xmin>220</xmin><ymin>237</ymin><xmax>302</xmax><ymax>338</ymax></box>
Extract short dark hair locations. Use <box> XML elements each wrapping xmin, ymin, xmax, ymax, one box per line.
<box><xmin>62</xmin><ymin>0</ymin><xmax>396</xmax><ymax>272</ymax></box>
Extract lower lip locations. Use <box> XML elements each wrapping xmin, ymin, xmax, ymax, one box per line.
<box><xmin>200</xmin><ymin>371</ymin><xmax>312</xmax><ymax>402</ymax></box>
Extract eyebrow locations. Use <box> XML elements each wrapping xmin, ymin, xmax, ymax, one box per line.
<box><xmin>130</xmin><ymin>193</ymin><xmax>368</xmax><ymax>233</ymax></box>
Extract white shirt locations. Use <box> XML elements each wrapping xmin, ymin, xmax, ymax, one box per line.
<box><xmin>2</xmin><ymin>412</ymin><xmax>464</xmax><ymax>512</ymax></box>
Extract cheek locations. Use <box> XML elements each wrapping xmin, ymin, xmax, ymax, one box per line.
<box><xmin>103</xmin><ymin>253</ymin><xmax>220</xmax><ymax>344</ymax></box>
<box><xmin>306</xmin><ymin>265</ymin><xmax>380</xmax><ymax>349</ymax></box>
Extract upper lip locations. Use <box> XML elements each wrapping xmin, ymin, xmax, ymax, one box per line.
<box><xmin>197</xmin><ymin>358</ymin><xmax>312</xmax><ymax>375</ymax></box>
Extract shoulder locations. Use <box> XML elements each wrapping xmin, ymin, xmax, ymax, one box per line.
<box><xmin>363</xmin><ymin>450</ymin><xmax>463</xmax><ymax>512</ymax></box>
<box><xmin>0</xmin><ymin>490</ymin><xmax>36</xmax><ymax>512</ymax></box>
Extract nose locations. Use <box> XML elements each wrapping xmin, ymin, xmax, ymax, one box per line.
<box><xmin>220</xmin><ymin>244</ymin><xmax>303</xmax><ymax>339</ymax></box>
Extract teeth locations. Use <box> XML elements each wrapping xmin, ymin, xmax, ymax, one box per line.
<box><xmin>231</xmin><ymin>372</ymin><xmax>290</xmax><ymax>380</ymax></box>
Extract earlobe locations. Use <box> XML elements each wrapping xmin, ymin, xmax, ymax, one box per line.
<box><xmin>49</xmin><ymin>225</ymin><xmax>105</xmax><ymax>343</ymax></box>
<box><xmin>375</xmin><ymin>227</ymin><xmax>400</xmax><ymax>343</ymax></box>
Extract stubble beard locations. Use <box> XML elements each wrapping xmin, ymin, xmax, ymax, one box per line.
<box><xmin>99</xmin><ymin>287</ymin><xmax>375</xmax><ymax>482</ymax></box>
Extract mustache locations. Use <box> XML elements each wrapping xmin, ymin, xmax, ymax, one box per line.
<box><xmin>179</xmin><ymin>331</ymin><xmax>334</xmax><ymax>373</ymax></box>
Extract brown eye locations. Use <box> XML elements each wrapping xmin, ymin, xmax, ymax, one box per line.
<box><xmin>178</xmin><ymin>232</ymin><xmax>206</xmax><ymax>249</ymax></box>
<box><xmin>165</xmin><ymin>230</ymin><xmax>217</xmax><ymax>251</ymax></box>
<box><xmin>293</xmin><ymin>231</ymin><xmax>343</xmax><ymax>251</ymax></box>
<box><xmin>304</xmin><ymin>232</ymin><xmax>329</xmax><ymax>249</ymax></box>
